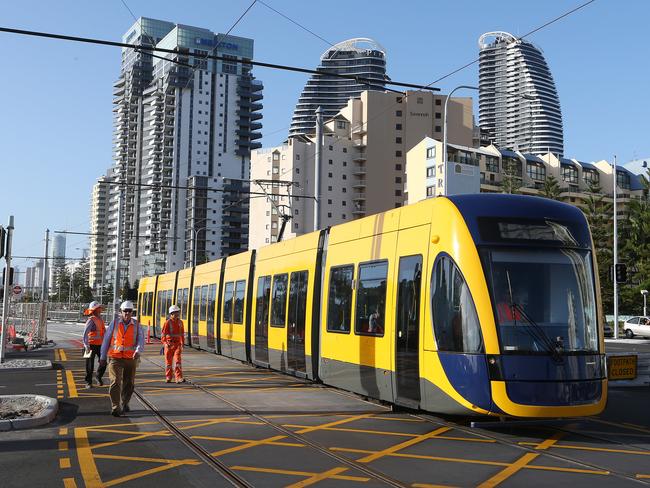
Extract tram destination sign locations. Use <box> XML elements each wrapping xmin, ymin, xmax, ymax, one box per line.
<box><xmin>607</xmin><ymin>355</ymin><xmax>637</xmax><ymax>380</ymax></box>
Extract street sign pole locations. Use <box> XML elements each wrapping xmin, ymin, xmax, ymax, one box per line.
<box><xmin>0</xmin><ymin>216</ymin><xmax>15</xmax><ymax>363</ymax></box>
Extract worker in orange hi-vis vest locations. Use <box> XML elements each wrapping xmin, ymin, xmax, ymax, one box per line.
<box><xmin>161</xmin><ymin>304</ymin><xmax>185</xmax><ymax>383</ymax></box>
<box><xmin>82</xmin><ymin>301</ymin><xmax>106</xmax><ymax>389</ymax></box>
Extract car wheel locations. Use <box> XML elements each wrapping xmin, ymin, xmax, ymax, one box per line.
<box><xmin>625</xmin><ymin>329</ymin><xmax>634</xmax><ymax>339</ymax></box>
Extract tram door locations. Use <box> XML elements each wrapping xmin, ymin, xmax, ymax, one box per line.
<box><xmin>395</xmin><ymin>253</ymin><xmax>423</xmax><ymax>407</ymax></box>
<box><xmin>287</xmin><ymin>271</ymin><xmax>308</xmax><ymax>373</ymax></box>
<box><xmin>255</xmin><ymin>275</ymin><xmax>271</xmax><ymax>364</ymax></box>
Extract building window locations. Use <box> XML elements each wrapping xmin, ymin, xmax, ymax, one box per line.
<box><xmin>426</xmin><ymin>166</ymin><xmax>435</xmax><ymax>178</ymax></box>
<box><xmin>327</xmin><ymin>212</ymin><xmax>332</xmax><ymax>218</ymax></box>
<box><xmin>426</xmin><ymin>147</ymin><xmax>436</xmax><ymax>159</ymax></box>
<box><xmin>396</xmin><ymin>123</ymin><xmax>402</xmax><ymax>130</ymax></box>
<box><xmin>395</xmin><ymin>189</ymin><xmax>402</xmax><ymax>196</ymax></box>
<box><xmin>435</xmin><ymin>125</ymin><xmax>442</xmax><ymax>132</ymax></box>
<box><xmin>616</xmin><ymin>170</ymin><xmax>631</xmax><ymax>189</ymax></box>
<box><xmin>426</xmin><ymin>186</ymin><xmax>434</xmax><ymax>197</ymax></box>
<box><xmin>396</xmin><ymin>110</ymin><xmax>402</xmax><ymax>116</ymax></box>
<box><xmin>342</xmin><ymin>175</ymin><xmax>347</xmax><ymax>180</ymax></box>
<box><xmin>328</xmin><ymin>145</ymin><xmax>333</xmax><ymax>150</ymax></box>
<box><xmin>337</xmin><ymin>120</ymin><xmax>347</xmax><ymax>129</ymax></box>
<box><xmin>296</xmin><ymin>154</ymin><xmax>300</xmax><ymax>160</ymax></box>
<box><xmin>435</xmin><ymin>99</ymin><xmax>441</xmax><ymax>106</ymax></box>
<box><xmin>342</xmin><ymin>213</ymin><xmax>346</xmax><ymax>219</ymax></box>
<box><xmin>342</xmin><ymin>201</ymin><xmax>346</xmax><ymax>206</ymax></box>
<box><xmin>396</xmin><ymin>137</ymin><xmax>402</xmax><ymax>144</ymax></box>
<box><xmin>396</xmin><ymin>97</ymin><xmax>403</xmax><ymax>103</ymax></box>
<box><xmin>395</xmin><ymin>177</ymin><xmax>402</xmax><ymax>183</ymax></box>
<box><xmin>435</xmin><ymin>112</ymin><xmax>441</xmax><ymax>119</ymax></box>
<box><xmin>328</xmin><ymin>172</ymin><xmax>333</xmax><ymax>178</ymax></box>
<box><xmin>560</xmin><ymin>164</ymin><xmax>578</xmax><ymax>184</ymax></box>
<box><xmin>417</xmin><ymin>97</ymin><xmax>424</xmax><ymax>104</ymax></box>
<box><xmin>329</xmin><ymin>159</ymin><xmax>333</xmax><ymax>165</ymax></box>
<box><xmin>396</xmin><ymin>151</ymin><xmax>402</xmax><ymax>157</ymax></box>
<box><xmin>485</xmin><ymin>156</ymin><xmax>499</xmax><ymax>173</ymax></box>
<box><xmin>526</xmin><ymin>162</ymin><xmax>546</xmax><ymax>180</ymax></box>
<box><xmin>343</xmin><ymin>148</ymin><xmax>347</xmax><ymax>153</ymax></box>
<box><xmin>395</xmin><ymin>164</ymin><xmax>402</xmax><ymax>171</ymax></box>
<box><xmin>328</xmin><ymin>199</ymin><xmax>332</xmax><ymax>204</ymax></box>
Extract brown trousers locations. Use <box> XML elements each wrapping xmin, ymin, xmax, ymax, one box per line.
<box><xmin>108</xmin><ymin>357</ymin><xmax>137</xmax><ymax>411</ymax></box>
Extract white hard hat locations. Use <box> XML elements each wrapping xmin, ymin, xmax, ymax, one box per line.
<box><xmin>169</xmin><ymin>304</ymin><xmax>181</xmax><ymax>314</ymax></box>
<box><xmin>120</xmin><ymin>300</ymin><xmax>135</xmax><ymax>311</ymax></box>
<box><xmin>88</xmin><ymin>301</ymin><xmax>103</xmax><ymax>311</ymax></box>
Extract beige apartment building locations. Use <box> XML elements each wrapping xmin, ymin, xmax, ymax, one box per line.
<box><xmin>89</xmin><ymin>175</ymin><xmax>109</xmax><ymax>290</ymax></box>
<box><xmin>405</xmin><ymin>138</ymin><xmax>646</xmax><ymax>218</ymax></box>
<box><xmin>249</xmin><ymin>90</ymin><xmax>474</xmax><ymax>248</ymax></box>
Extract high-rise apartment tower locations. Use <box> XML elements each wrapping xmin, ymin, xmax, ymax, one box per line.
<box><xmin>289</xmin><ymin>38</ymin><xmax>386</xmax><ymax>137</ymax></box>
<box><xmin>478</xmin><ymin>31</ymin><xmax>564</xmax><ymax>156</ymax></box>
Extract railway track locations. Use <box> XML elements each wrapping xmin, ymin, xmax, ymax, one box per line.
<box><xmin>138</xmin><ymin>355</ymin><xmax>409</xmax><ymax>488</ymax></box>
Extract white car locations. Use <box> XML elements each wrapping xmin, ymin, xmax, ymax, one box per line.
<box><xmin>622</xmin><ymin>316</ymin><xmax>650</xmax><ymax>338</ymax></box>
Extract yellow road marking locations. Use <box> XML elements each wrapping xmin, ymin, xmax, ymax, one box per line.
<box><xmin>519</xmin><ymin>441</ymin><xmax>650</xmax><ymax>456</ymax></box>
<box><xmin>65</xmin><ymin>370</ymin><xmax>78</xmax><ymax>398</ymax></box>
<box><xmin>231</xmin><ymin>465</ymin><xmax>369</xmax><ymax>482</ymax></box>
<box><xmin>59</xmin><ymin>457</ymin><xmax>71</xmax><ymax>468</ymax></box>
<box><xmin>59</xmin><ymin>428</ymin><xmax>68</xmax><ymax>435</ymax></box>
<box><xmin>85</xmin><ymin>420</ymin><xmax>158</xmax><ymax>429</ymax></box>
<box><xmin>177</xmin><ymin>417</ymin><xmax>263</xmax><ymax>430</ymax></box>
<box><xmin>286</xmin><ymin>466</ymin><xmax>350</xmax><ymax>488</ymax></box>
<box><xmin>477</xmin><ymin>432</ymin><xmax>564</xmax><ymax>488</ymax></box>
<box><xmin>101</xmin><ymin>460</ymin><xmax>202</xmax><ymax>487</ymax></box>
<box><xmin>59</xmin><ymin>349</ymin><xmax>67</xmax><ymax>361</ymax></box>
<box><xmin>637</xmin><ymin>474</ymin><xmax>650</xmax><ymax>479</ymax></box>
<box><xmin>75</xmin><ymin>428</ymin><xmax>103</xmax><ymax>488</ymax></box>
<box><xmin>58</xmin><ymin>441</ymin><xmax>68</xmax><ymax>451</ymax></box>
<box><xmin>211</xmin><ymin>434</ymin><xmax>288</xmax><ymax>457</ymax></box>
<box><xmin>294</xmin><ymin>413</ymin><xmax>373</xmax><ymax>434</ymax></box>
<box><xmin>593</xmin><ymin>418</ymin><xmax>650</xmax><ymax>435</ymax></box>
<box><xmin>413</xmin><ymin>484</ymin><xmax>459</xmax><ymax>488</ymax></box>
<box><xmin>356</xmin><ymin>426</ymin><xmax>451</xmax><ymax>463</ymax></box>
<box><xmin>91</xmin><ymin>430</ymin><xmax>171</xmax><ymax>450</ymax></box>
<box><xmin>63</xmin><ymin>478</ymin><xmax>77</xmax><ymax>488</ymax></box>
<box><xmin>329</xmin><ymin>446</ymin><xmax>608</xmax><ymax>475</ymax></box>
<box><xmin>94</xmin><ymin>454</ymin><xmax>201</xmax><ymax>464</ymax></box>
<box><xmin>54</xmin><ymin>349</ymin><xmax>59</xmax><ymax>361</ymax></box>
<box><xmin>191</xmin><ymin>435</ymin><xmax>304</xmax><ymax>448</ymax></box>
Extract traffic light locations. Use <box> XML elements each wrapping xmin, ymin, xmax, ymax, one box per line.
<box><xmin>2</xmin><ymin>266</ymin><xmax>14</xmax><ymax>285</ymax></box>
<box><xmin>615</xmin><ymin>263</ymin><xmax>628</xmax><ymax>284</ymax></box>
<box><xmin>0</xmin><ymin>226</ymin><xmax>5</xmax><ymax>259</ymax></box>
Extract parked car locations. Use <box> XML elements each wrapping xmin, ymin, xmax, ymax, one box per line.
<box><xmin>622</xmin><ymin>316</ymin><xmax>650</xmax><ymax>338</ymax></box>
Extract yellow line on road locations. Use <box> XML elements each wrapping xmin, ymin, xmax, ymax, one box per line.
<box><xmin>54</xmin><ymin>349</ymin><xmax>59</xmax><ymax>361</ymax></box>
<box><xmin>59</xmin><ymin>458</ymin><xmax>71</xmax><ymax>469</ymax></box>
<box><xmin>101</xmin><ymin>459</ymin><xmax>202</xmax><ymax>487</ymax></box>
<box><xmin>357</xmin><ymin>426</ymin><xmax>451</xmax><ymax>463</ymax></box>
<box><xmin>59</xmin><ymin>428</ymin><xmax>68</xmax><ymax>435</ymax></box>
<box><xmin>294</xmin><ymin>413</ymin><xmax>373</xmax><ymax>434</ymax></box>
<box><xmin>58</xmin><ymin>441</ymin><xmax>68</xmax><ymax>451</ymax></box>
<box><xmin>231</xmin><ymin>465</ymin><xmax>370</xmax><ymax>483</ymax></box>
<box><xmin>637</xmin><ymin>474</ymin><xmax>650</xmax><ymax>479</ymax></box>
<box><xmin>63</xmin><ymin>478</ymin><xmax>77</xmax><ymax>488</ymax></box>
<box><xmin>65</xmin><ymin>370</ymin><xmax>78</xmax><ymax>398</ymax></box>
<box><xmin>59</xmin><ymin>349</ymin><xmax>67</xmax><ymax>361</ymax></box>
<box><xmin>519</xmin><ymin>441</ymin><xmax>650</xmax><ymax>456</ymax></box>
<box><xmin>74</xmin><ymin>428</ymin><xmax>103</xmax><ymax>488</ymax></box>
<box><xmin>191</xmin><ymin>435</ymin><xmax>304</xmax><ymax>448</ymax></box>
<box><xmin>286</xmin><ymin>466</ymin><xmax>350</xmax><ymax>488</ymax></box>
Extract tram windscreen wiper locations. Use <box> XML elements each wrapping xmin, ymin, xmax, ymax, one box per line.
<box><xmin>511</xmin><ymin>302</ymin><xmax>563</xmax><ymax>363</ymax></box>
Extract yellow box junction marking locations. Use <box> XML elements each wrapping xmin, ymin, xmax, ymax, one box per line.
<box><xmin>59</xmin><ymin>457</ymin><xmax>71</xmax><ymax>469</ymax></box>
<box><xmin>65</xmin><ymin>370</ymin><xmax>78</xmax><ymax>398</ymax></box>
<box><xmin>63</xmin><ymin>478</ymin><xmax>77</xmax><ymax>488</ymax></box>
<box><xmin>231</xmin><ymin>465</ymin><xmax>369</xmax><ymax>484</ymax></box>
<box><xmin>58</xmin><ymin>441</ymin><xmax>68</xmax><ymax>451</ymax></box>
<box><xmin>59</xmin><ymin>349</ymin><xmax>67</xmax><ymax>361</ymax></box>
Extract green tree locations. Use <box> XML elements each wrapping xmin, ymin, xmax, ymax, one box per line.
<box><xmin>501</xmin><ymin>160</ymin><xmax>522</xmax><ymax>194</ymax></box>
<box><xmin>582</xmin><ymin>182</ymin><xmax>613</xmax><ymax>313</ymax></box>
<box><xmin>541</xmin><ymin>174</ymin><xmax>561</xmax><ymax>200</ymax></box>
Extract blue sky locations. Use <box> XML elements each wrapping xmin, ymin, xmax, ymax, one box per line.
<box><xmin>1</xmin><ymin>0</ymin><xmax>649</xmax><ymax>268</ymax></box>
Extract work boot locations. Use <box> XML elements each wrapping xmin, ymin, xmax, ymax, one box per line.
<box><xmin>122</xmin><ymin>404</ymin><xmax>130</xmax><ymax>413</ymax></box>
<box><xmin>84</xmin><ymin>383</ymin><xmax>92</xmax><ymax>389</ymax></box>
<box><xmin>165</xmin><ymin>379</ymin><xmax>171</xmax><ymax>383</ymax></box>
<box><xmin>111</xmin><ymin>408</ymin><xmax>122</xmax><ymax>417</ymax></box>
<box><xmin>96</xmin><ymin>374</ymin><xmax>104</xmax><ymax>386</ymax></box>
<box><xmin>176</xmin><ymin>378</ymin><xmax>186</xmax><ymax>383</ymax></box>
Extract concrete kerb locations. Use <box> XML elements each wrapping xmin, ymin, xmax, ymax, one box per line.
<box><xmin>0</xmin><ymin>359</ymin><xmax>53</xmax><ymax>371</ymax></box>
<box><xmin>0</xmin><ymin>395</ymin><xmax>58</xmax><ymax>431</ymax></box>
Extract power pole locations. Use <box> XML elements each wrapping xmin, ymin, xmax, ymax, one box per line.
<box><xmin>313</xmin><ymin>106</ymin><xmax>323</xmax><ymax>232</ymax></box>
<box><xmin>40</xmin><ymin>229</ymin><xmax>50</xmax><ymax>343</ymax></box>
<box><xmin>113</xmin><ymin>188</ymin><xmax>124</xmax><ymax>320</ymax></box>
<box><xmin>0</xmin><ymin>216</ymin><xmax>14</xmax><ymax>363</ymax></box>
<box><xmin>613</xmin><ymin>155</ymin><xmax>619</xmax><ymax>340</ymax></box>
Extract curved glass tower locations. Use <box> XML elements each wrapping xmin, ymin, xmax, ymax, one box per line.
<box><xmin>289</xmin><ymin>38</ymin><xmax>387</xmax><ymax>137</ymax></box>
<box><xmin>478</xmin><ymin>32</ymin><xmax>564</xmax><ymax>156</ymax></box>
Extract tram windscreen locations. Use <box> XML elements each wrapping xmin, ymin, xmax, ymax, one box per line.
<box><xmin>481</xmin><ymin>248</ymin><xmax>598</xmax><ymax>354</ymax></box>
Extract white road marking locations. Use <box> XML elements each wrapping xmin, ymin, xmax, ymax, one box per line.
<box><xmin>35</xmin><ymin>383</ymin><xmax>59</xmax><ymax>386</ymax></box>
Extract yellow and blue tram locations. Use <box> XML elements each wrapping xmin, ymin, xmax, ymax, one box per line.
<box><xmin>138</xmin><ymin>194</ymin><xmax>607</xmax><ymax>417</ymax></box>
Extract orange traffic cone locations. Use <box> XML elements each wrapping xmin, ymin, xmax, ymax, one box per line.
<box><xmin>146</xmin><ymin>324</ymin><xmax>152</xmax><ymax>344</ymax></box>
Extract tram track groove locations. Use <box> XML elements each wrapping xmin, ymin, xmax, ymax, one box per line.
<box><xmin>132</xmin><ymin>389</ymin><xmax>253</xmax><ymax>488</ymax></box>
<box><xmin>140</xmin><ymin>355</ymin><xmax>409</xmax><ymax>488</ymax></box>
<box><xmin>413</xmin><ymin>413</ymin><xmax>650</xmax><ymax>485</ymax></box>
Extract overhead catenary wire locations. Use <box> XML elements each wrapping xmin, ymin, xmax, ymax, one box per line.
<box><xmin>0</xmin><ymin>26</ymin><xmax>440</xmax><ymax>92</ymax></box>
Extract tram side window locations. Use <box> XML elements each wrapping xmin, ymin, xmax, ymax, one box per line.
<box><xmin>270</xmin><ymin>274</ymin><xmax>288</xmax><ymax>327</ymax></box>
<box><xmin>430</xmin><ymin>256</ymin><xmax>483</xmax><ymax>353</ymax></box>
<box><xmin>355</xmin><ymin>261</ymin><xmax>388</xmax><ymax>337</ymax></box>
<box><xmin>223</xmin><ymin>282</ymin><xmax>234</xmax><ymax>323</ymax></box>
<box><xmin>288</xmin><ymin>271</ymin><xmax>308</xmax><ymax>341</ymax></box>
<box><xmin>166</xmin><ymin>290</ymin><xmax>173</xmax><ymax>317</ymax></box>
<box><xmin>200</xmin><ymin>285</ymin><xmax>208</xmax><ymax>321</ymax></box>
<box><xmin>193</xmin><ymin>286</ymin><xmax>201</xmax><ymax>326</ymax></box>
<box><xmin>157</xmin><ymin>291</ymin><xmax>163</xmax><ymax>318</ymax></box>
<box><xmin>327</xmin><ymin>265</ymin><xmax>354</xmax><ymax>333</ymax></box>
<box><xmin>256</xmin><ymin>276</ymin><xmax>272</xmax><ymax>329</ymax></box>
<box><xmin>233</xmin><ymin>280</ymin><xmax>246</xmax><ymax>324</ymax></box>
<box><xmin>207</xmin><ymin>284</ymin><xmax>216</xmax><ymax>327</ymax></box>
<box><xmin>181</xmin><ymin>288</ymin><xmax>189</xmax><ymax>320</ymax></box>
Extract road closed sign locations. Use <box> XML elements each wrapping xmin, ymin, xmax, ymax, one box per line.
<box><xmin>12</xmin><ymin>285</ymin><xmax>22</xmax><ymax>295</ymax></box>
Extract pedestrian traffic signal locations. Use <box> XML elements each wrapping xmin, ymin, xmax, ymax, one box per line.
<box><xmin>2</xmin><ymin>266</ymin><xmax>14</xmax><ymax>285</ymax></box>
<box><xmin>615</xmin><ymin>263</ymin><xmax>627</xmax><ymax>284</ymax></box>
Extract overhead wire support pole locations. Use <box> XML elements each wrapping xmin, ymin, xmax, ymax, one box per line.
<box><xmin>314</xmin><ymin>107</ymin><xmax>323</xmax><ymax>231</ymax></box>
<box><xmin>0</xmin><ymin>216</ymin><xmax>14</xmax><ymax>363</ymax></box>
<box><xmin>113</xmin><ymin>188</ymin><xmax>124</xmax><ymax>321</ymax></box>
<box><xmin>613</xmin><ymin>154</ymin><xmax>618</xmax><ymax>340</ymax></box>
